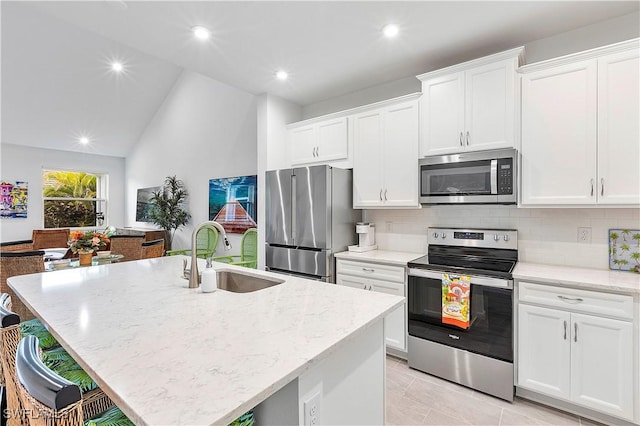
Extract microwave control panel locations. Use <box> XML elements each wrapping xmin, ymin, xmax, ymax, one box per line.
<box><xmin>497</xmin><ymin>158</ymin><xmax>513</xmax><ymax>195</ymax></box>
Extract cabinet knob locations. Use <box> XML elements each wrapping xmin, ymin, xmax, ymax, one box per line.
<box><xmin>503</xmin><ymin>235</ymin><xmax>509</xmax><ymax>242</ymax></box>
<box><xmin>441</xmin><ymin>232</ymin><xmax>447</xmax><ymax>239</ymax></box>
<box><xmin>494</xmin><ymin>234</ymin><xmax>500</xmax><ymax>242</ymax></box>
<box><xmin>433</xmin><ymin>232</ymin><xmax>439</xmax><ymax>239</ymax></box>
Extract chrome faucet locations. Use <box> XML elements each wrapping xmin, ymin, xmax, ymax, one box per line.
<box><xmin>188</xmin><ymin>221</ymin><xmax>232</xmax><ymax>288</ymax></box>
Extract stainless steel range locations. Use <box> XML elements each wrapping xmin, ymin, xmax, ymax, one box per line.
<box><xmin>407</xmin><ymin>227</ymin><xmax>517</xmax><ymax>401</ymax></box>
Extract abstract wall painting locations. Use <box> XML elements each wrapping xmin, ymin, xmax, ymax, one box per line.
<box><xmin>209</xmin><ymin>175</ymin><xmax>257</xmax><ymax>234</ymax></box>
<box><xmin>136</xmin><ymin>186</ymin><xmax>161</xmax><ymax>222</ymax></box>
<box><xmin>0</xmin><ymin>181</ymin><xmax>28</xmax><ymax>218</ymax></box>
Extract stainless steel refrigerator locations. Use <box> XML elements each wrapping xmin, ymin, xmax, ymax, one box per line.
<box><xmin>265</xmin><ymin>165</ymin><xmax>361</xmax><ymax>282</ymax></box>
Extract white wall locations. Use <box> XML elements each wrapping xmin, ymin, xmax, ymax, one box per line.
<box><xmin>256</xmin><ymin>94</ymin><xmax>302</xmax><ymax>269</ymax></box>
<box><xmin>0</xmin><ymin>143</ymin><xmax>125</xmax><ymax>241</ymax></box>
<box><xmin>126</xmin><ymin>70</ymin><xmax>257</xmax><ymax>253</ymax></box>
<box><xmin>301</xmin><ymin>11</ymin><xmax>639</xmax><ymax>120</ymax></box>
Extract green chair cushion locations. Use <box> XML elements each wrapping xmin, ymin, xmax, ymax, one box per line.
<box><xmin>41</xmin><ymin>346</ymin><xmax>98</xmax><ymax>393</ymax></box>
<box><xmin>229</xmin><ymin>411</ymin><xmax>255</xmax><ymax>426</ymax></box>
<box><xmin>20</xmin><ymin>318</ymin><xmax>59</xmax><ymax>350</ymax></box>
<box><xmin>85</xmin><ymin>406</ymin><xmax>134</xmax><ymax>426</ymax></box>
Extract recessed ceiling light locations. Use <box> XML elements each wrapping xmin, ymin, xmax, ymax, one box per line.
<box><xmin>276</xmin><ymin>70</ymin><xmax>288</xmax><ymax>81</ymax></box>
<box><xmin>383</xmin><ymin>24</ymin><xmax>399</xmax><ymax>38</ymax></box>
<box><xmin>192</xmin><ymin>26</ymin><xmax>211</xmax><ymax>40</ymax></box>
<box><xmin>111</xmin><ymin>62</ymin><xmax>123</xmax><ymax>72</ymax></box>
<box><xmin>79</xmin><ymin>137</ymin><xmax>89</xmax><ymax>145</ymax></box>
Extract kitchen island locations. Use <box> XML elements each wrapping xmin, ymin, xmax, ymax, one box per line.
<box><xmin>8</xmin><ymin>256</ymin><xmax>403</xmax><ymax>425</ymax></box>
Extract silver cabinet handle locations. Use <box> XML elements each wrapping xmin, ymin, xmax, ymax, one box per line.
<box><xmin>316</xmin><ymin>146</ymin><xmax>319</xmax><ymax>157</ymax></box>
<box><xmin>459</xmin><ymin>132</ymin><xmax>464</xmax><ymax>147</ymax></box>
<box><xmin>601</xmin><ymin>178</ymin><xmax>604</xmax><ymax>197</ymax></box>
<box><xmin>563</xmin><ymin>320</ymin><xmax>567</xmax><ymax>340</ymax></box>
<box><xmin>466</xmin><ymin>131</ymin><xmax>470</xmax><ymax>146</ymax></box>
<box><xmin>362</xmin><ymin>267</ymin><xmax>375</xmax><ymax>273</ymax></box>
<box><xmin>574</xmin><ymin>323</ymin><xmax>578</xmax><ymax>342</ymax></box>
<box><xmin>362</xmin><ymin>284</ymin><xmax>367</xmax><ymax>290</ymax></box>
<box><xmin>590</xmin><ymin>178</ymin><xmax>594</xmax><ymax>196</ymax></box>
<box><xmin>384</xmin><ymin>189</ymin><xmax>388</xmax><ymax>201</ymax></box>
<box><xmin>379</xmin><ymin>189</ymin><xmax>383</xmax><ymax>201</ymax></box>
<box><xmin>312</xmin><ymin>147</ymin><xmax>316</xmax><ymax>157</ymax></box>
<box><xmin>557</xmin><ymin>295</ymin><xmax>583</xmax><ymax>303</ymax></box>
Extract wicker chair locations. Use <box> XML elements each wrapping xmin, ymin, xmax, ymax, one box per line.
<box><xmin>31</xmin><ymin>229</ymin><xmax>70</xmax><ymax>250</ymax></box>
<box><xmin>0</xmin><ymin>240</ymin><xmax>34</xmax><ymax>253</ymax></box>
<box><xmin>15</xmin><ymin>335</ymin><xmax>131</xmax><ymax>426</ymax></box>
<box><xmin>141</xmin><ymin>239</ymin><xmax>164</xmax><ymax>259</ymax></box>
<box><xmin>0</xmin><ymin>251</ymin><xmax>45</xmax><ymax>321</ymax></box>
<box><xmin>109</xmin><ymin>235</ymin><xmax>144</xmax><ymax>262</ymax></box>
<box><xmin>0</xmin><ymin>302</ymin><xmax>114</xmax><ymax>424</ymax></box>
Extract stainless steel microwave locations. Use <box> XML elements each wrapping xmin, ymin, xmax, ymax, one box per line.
<box><xmin>419</xmin><ymin>148</ymin><xmax>517</xmax><ymax>205</ymax></box>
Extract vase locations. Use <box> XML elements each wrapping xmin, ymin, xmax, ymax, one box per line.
<box><xmin>79</xmin><ymin>251</ymin><xmax>93</xmax><ymax>266</ymax></box>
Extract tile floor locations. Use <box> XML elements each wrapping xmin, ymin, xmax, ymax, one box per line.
<box><xmin>385</xmin><ymin>355</ymin><xmax>605</xmax><ymax>426</ymax></box>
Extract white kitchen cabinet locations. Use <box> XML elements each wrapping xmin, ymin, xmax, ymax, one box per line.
<box><xmin>417</xmin><ymin>47</ymin><xmax>522</xmax><ymax>157</ymax></box>
<box><xmin>336</xmin><ymin>259</ymin><xmax>407</xmax><ymax>352</ymax></box>
<box><xmin>289</xmin><ymin>116</ymin><xmax>348</xmax><ymax>166</ymax></box>
<box><xmin>517</xmin><ymin>281</ymin><xmax>636</xmax><ymax>422</ymax></box>
<box><xmin>520</xmin><ymin>39</ymin><xmax>640</xmax><ymax>206</ymax></box>
<box><xmin>353</xmin><ymin>97</ymin><xmax>419</xmax><ymax>208</ymax></box>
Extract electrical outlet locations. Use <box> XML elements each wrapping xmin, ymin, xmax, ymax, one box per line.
<box><xmin>385</xmin><ymin>221</ymin><xmax>392</xmax><ymax>232</ymax></box>
<box><xmin>303</xmin><ymin>391</ymin><xmax>322</xmax><ymax>426</ymax></box>
<box><xmin>578</xmin><ymin>227</ymin><xmax>592</xmax><ymax>244</ymax></box>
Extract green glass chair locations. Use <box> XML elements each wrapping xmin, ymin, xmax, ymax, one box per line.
<box><xmin>166</xmin><ymin>224</ymin><xmax>219</xmax><ymax>259</ymax></box>
<box><xmin>214</xmin><ymin>228</ymin><xmax>257</xmax><ymax>269</ymax></box>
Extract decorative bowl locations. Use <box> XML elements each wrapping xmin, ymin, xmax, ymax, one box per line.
<box><xmin>97</xmin><ymin>251</ymin><xmax>112</xmax><ymax>259</ymax></box>
<box><xmin>52</xmin><ymin>259</ymin><xmax>70</xmax><ymax>270</ymax></box>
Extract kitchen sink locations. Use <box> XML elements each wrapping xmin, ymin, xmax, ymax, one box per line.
<box><xmin>216</xmin><ymin>269</ymin><xmax>284</xmax><ymax>293</ymax></box>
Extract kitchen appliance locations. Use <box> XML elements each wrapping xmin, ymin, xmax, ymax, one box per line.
<box><xmin>407</xmin><ymin>227</ymin><xmax>518</xmax><ymax>401</ymax></box>
<box><xmin>419</xmin><ymin>148</ymin><xmax>517</xmax><ymax>205</ymax></box>
<box><xmin>348</xmin><ymin>222</ymin><xmax>377</xmax><ymax>252</ymax></box>
<box><xmin>265</xmin><ymin>165</ymin><xmax>361</xmax><ymax>282</ymax></box>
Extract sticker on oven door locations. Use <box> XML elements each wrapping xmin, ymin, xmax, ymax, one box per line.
<box><xmin>441</xmin><ymin>273</ymin><xmax>471</xmax><ymax>329</ymax></box>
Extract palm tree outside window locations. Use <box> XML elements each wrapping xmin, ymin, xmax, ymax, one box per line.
<box><xmin>42</xmin><ymin>170</ymin><xmax>108</xmax><ymax>228</ymax></box>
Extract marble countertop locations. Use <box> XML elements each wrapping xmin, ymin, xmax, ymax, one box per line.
<box><xmin>514</xmin><ymin>262</ymin><xmax>640</xmax><ymax>295</ymax></box>
<box><xmin>8</xmin><ymin>256</ymin><xmax>403</xmax><ymax>425</ymax></box>
<box><xmin>334</xmin><ymin>249</ymin><xmax>421</xmax><ymax>266</ymax></box>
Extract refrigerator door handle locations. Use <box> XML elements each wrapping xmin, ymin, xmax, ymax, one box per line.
<box><xmin>291</xmin><ymin>173</ymin><xmax>297</xmax><ymax>245</ymax></box>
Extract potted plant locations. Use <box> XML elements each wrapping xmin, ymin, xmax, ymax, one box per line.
<box><xmin>68</xmin><ymin>231</ymin><xmax>110</xmax><ymax>265</ymax></box>
<box><xmin>148</xmin><ymin>176</ymin><xmax>191</xmax><ymax>251</ymax></box>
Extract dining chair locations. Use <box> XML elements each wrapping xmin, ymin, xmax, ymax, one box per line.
<box><xmin>141</xmin><ymin>238</ymin><xmax>165</xmax><ymax>259</ymax></box>
<box><xmin>109</xmin><ymin>235</ymin><xmax>144</xmax><ymax>262</ymax></box>
<box><xmin>0</xmin><ymin>298</ymin><xmax>113</xmax><ymax>423</ymax></box>
<box><xmin>166</xmin><ymin>224</ymin><xmax>219</xmax><ymax>259</ymax></box>
<box><xmin>0</xmin><ymin>240</ymin><xmax>33</xmax><ymax>253</ymax></box>
<box><xmin>15</xmin><ymin>335</ymin><xmax>132</xmax><ymax>426</ymax></box>
<box><xmin>31</xmin><ymin>229</ymin><xmax>70</xmax><ymax>250</ymax></box>
<box><xmin>214</xmin><ymin>228</ymin><xmax>257</xmax><ymax>269</ymax></box>
<box><xmin>0</xmin><ymin>251</ymin><xmax>45</xmax><ymax>321</ymax></box>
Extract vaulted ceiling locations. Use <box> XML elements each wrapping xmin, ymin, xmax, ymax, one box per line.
<box><xmin>2</xmin><ymin>1</ymin><xmax>638</xmax><ymax>157</ymax></box>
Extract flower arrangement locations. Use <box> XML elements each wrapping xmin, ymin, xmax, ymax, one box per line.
<box><xmin>68</xmin><ymin>231</ymin><xmax>110</xmax><ymax>254</ymax></box>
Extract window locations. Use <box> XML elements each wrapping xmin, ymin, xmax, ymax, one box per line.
<box><xmin>42</xmin><ymin>170</ymin><xmax>108</xmax><ymax>229</ymax></box>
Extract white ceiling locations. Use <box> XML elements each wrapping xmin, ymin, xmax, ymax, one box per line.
<box><xmin>2</xmin><ymin>1</ymin><xmax>639</xmax><ymax>157</ymax></box>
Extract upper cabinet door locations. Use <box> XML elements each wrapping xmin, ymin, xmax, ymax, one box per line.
<box><xmin>290</xmin><ymin>125</ymin><xmax>317</xmax><ymax>165</ymax></box>
<box><xmin>420</xmin><ymin>72</ymin><xmax>465</xmax><ymax>156</ymax></box>
<box><xmin>382</xmin><ymin>101</ymin><xmax>419</xmax><ymax>207</ymax></box>
<box><xmin>465</xmin><ymin>59</ymin><xmax>515</xmax><ymax>152</ymax></box>
<box><xmin>521</xmin><ymin>60</ymin><xmax>598</xmax><ymax>205</ymax></box>
<box><xmin>316</xmin><ymin>117</ymin><xmax>348</xmax><ymax>162</ymax></box>
<box><xmin>353</xmin><ymin>110</ymin><xmax>384</xmax><ymax>207</ymax></box>
<box><xmin>597</xmin><ymin>49</ymin><xmax>640</xmax><ymax>205</ymax></box>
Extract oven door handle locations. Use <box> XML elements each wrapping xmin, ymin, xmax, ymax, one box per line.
<box><xmin>408</xmin><ymin>268</ymin><xmax>513</xmax><ymax>289</ymax></box>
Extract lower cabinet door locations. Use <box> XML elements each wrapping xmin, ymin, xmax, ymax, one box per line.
<box><xmin>336</xmin><ymin>275</ymin><xmax>368</xmax><ymax>291</ymax></box>
<box><xmin>518</xmin><ymin>304</ymin><xmax>571</xmax><ymax>399</ymax></box>
<box><xmin>371</xmin><ymin>279</ymin><xmax>406</xmax><ymax>352</ymax></box>
<box><xmin>570</xmin><ymin>313</ymin><xmax>634</xmax><ymax>421</ymax></box>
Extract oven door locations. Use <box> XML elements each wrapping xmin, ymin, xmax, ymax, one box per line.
<box><xmin>407</xmin><ymin>268</ymin><xmax>513</xmax><ymax>362</ymax></box>
<box><xmin>419</xmin><ymin>149</ymin><xmax>516</xmax><ymax>204</ymax></box>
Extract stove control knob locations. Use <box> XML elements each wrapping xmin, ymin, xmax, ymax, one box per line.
<box><xmin>503</xmin><ymin>235</ymin><xmax>510</xmax><ymax>242</ymax></box>
<box><xmin>494</xmin><ymin>234</ymin><xmax>500</xmax><ymax>242</ymax></box>
<box><xmin>433</xmin><ymin>232</ymin><xmax>439</xmax><ymax>239</ymax></box>
<box><xmin>441</xmin><ymin>232</ymin><xmax>447</xmax><ymax>239</ymax></box>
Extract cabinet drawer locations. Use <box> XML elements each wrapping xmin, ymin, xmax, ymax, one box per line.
<box><xmin>336</xmin><ymin>259</ymin><xmax>405</xmax><ymax>283</ymax></box>
<box><xmin>518</xmin><ymin>281</ymin><xmax>633</xmax><ymax>320</ymax></box>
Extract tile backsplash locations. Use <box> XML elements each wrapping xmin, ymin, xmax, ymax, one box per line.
<box><xmin>364</xmin><ymin>206</ymin><xmax>640</xmax><ymax>270</ymax></box>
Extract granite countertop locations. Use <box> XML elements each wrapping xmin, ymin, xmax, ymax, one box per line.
<box><xmin>334</xmin><ymin>249</ymin><xmax>421</xmax><ymax>266</ymax></box>
<box><xmin>8</xmin><ymin>256</ymin><xmax>403</xmax><ymax>425</ymax></box>
<box><xmin>514</xmin><ymin>262</ymin><xmax>640</xmax><ymax>295</ymax></box>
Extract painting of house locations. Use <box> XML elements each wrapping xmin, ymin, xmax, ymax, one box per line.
<box><xmin>0</xmin><ymin>181</ymin><xmax>28</xmax><ymax>218</ymax></box>
<box><xmin>208</xmin><ymin>175</ymin><xmax>257</xmax><ymax>234</ymax></box>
